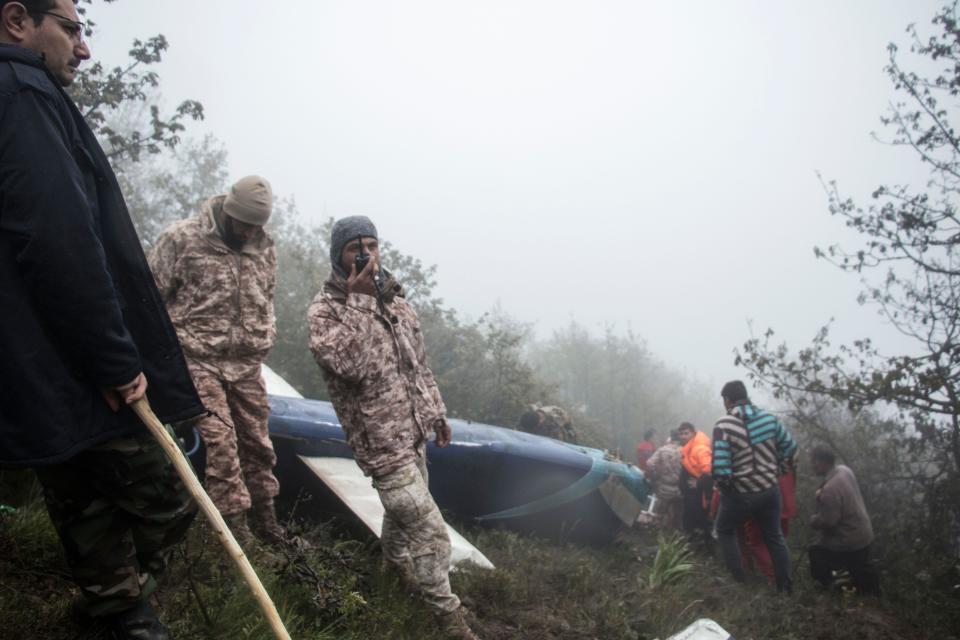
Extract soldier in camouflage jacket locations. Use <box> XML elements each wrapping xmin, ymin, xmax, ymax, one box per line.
<box><xmin>308</xmin><ymin>216</ymin><xmax>479</xmax><ymax>640</ymax></box>
<box><xmin>149</xmin><ymin>176</ymin><xmax>287</xmax><ymax>545</ymax></box>
<box><xmin>307</xmin><ymin>268</ymin><xmax>445</xmax><ymax>478</ymax></box>
<box><xmin>149</xmin><ymin>190</ymin><xmax>277</xmax><ymax>380</ymax></box>
<box><xmin>645</xmin><ymin>435</ymin><xmax>683</xmax><ymax>529</ymax></box>
<box><xmin>519</xmin><ymin>404</ymin><xmax>578</xmax><ymax>443</ymax></box>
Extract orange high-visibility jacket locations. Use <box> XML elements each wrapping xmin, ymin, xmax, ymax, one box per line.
<box><xmin>681</xmin><ymin>430</ymin><xmax>712</xmax><ymax>478</ymax></box>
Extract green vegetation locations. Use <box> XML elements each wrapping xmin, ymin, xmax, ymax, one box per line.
<box><xmin>642</xmin><ymin>533</ymin><xmax>694</xmax><ymax>592</ymax></box>
<box><xmin>2</xmin><ymin>469</ymin><xmax>957</xmax><ymax>639</ymax></box>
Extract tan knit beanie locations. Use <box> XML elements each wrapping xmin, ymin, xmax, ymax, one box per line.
<box><xmin>223</xmin><ymin>175</ymin><xmax>273</xmax><ymax>225</ymax></box>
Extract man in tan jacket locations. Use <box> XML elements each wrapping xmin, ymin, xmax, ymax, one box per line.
<box><xmin>149</xmin><ymin>176</ymin><xmax>285</xmax><ymax>545</ymax></box>
<box><xmin>308</xmin><ymin>216</ymin><xmax>479</xmax><ymax>640</ymax></box>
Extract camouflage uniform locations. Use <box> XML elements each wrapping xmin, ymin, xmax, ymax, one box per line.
<box><xmin>375</xmin><ymin>455</ymin><xmax>459</xmax><ymax>613</ymax></box>
<box><xmin>189</xmin><ymin>368</ymin><xmax>276</xmax><ymax>515</ymax></box>
<box><xmin>645</xmin><ymin>442</ymin><xmax>683</xmax><ymax>529</ymax></box>
<box><xmin>646</xmin><ymin>442</ymin><xmax>682</xmax><ymax>501</ymax></box>
<box><xmin>308</xmin><ymin>272</ymin><xmax>459</xmax><ymax>614</ymax></box>
<box><xmin>307</xmin><ymin>274</ymin><xmax>446</xmax><ymax>478</ymax></box>
<box><xmin>149</xmin><ymin>196</ymin><xmax>279</xmax><ymax>516</ymax></box>
<box><xmin>529</xmin><ymin>404</ymin><xmax>577</xmax><ymax>443</ymax></box>
<box><xmin>35</xmin><ymin>430</ymin><xmax>196</xmax><ymax>616</ymax></box>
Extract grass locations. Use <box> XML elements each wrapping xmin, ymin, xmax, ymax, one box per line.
<box><xmin>2</xmin><ymin>470</ymin><xmax>958</xmax><ymax>640</ymax></box>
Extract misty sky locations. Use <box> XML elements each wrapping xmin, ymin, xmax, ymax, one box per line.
<box><xmin>87</xmin><ymin>1</ymin><xmax>944</xmax><ymax>388</ymax></box>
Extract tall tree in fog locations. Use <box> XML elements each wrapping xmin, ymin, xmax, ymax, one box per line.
<box><xmin>738</xmin><ymin>1</ymin><xmax>960</xmax><ymax>552</ymax></box>
<box><xmin>532</xmin><ymin>322</ymin><xmax>715</xmax><ymax>454</ymax></box>
<box><xmin>116</xmin><ymin>134</ymin><xmax>229</xmax><ymax>245</ymax></box>
<box><xmin>71</xmin><ymin>1</ymin><xmax>203</xmax><ymax>162</ymax></box>
<box><xmin>68</xmin><ymin>0</ymin><xmax>208</xmax><ymax>243</ymax></box>
<box><xmin>267</xmin><ymin>211</ymin><xmax>332</xmax><ymax>400</ymax></box>
<box><xmin>423</xmin><ymin>308</ymin><xmax>546</xmax><ymax>427</ymax></box>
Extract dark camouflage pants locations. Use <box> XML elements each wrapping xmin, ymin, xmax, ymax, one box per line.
<box><xmin>35</xmin><ymin>430</ymin><xmax>196</xmax><ymax>616</ymax></box>
<box><xmin>373</xmin><ymin>455</ymin><xmax>460</xmax><ymax>614</ymax></box>
<box><xmin>190</xmin><ymin>366</ymin><xmax>279</xmax><ymax>516</ymax></box>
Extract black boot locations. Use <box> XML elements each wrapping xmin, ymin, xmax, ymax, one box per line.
<box><xmin>105</xmin><ymin>600</ymin><xmax>171</xmax><ymax>640</ymax></box>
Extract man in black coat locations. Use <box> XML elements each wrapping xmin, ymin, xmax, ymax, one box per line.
<box><xmin>0</xmin><ymin>2</ymin><xmax>204</xmax><ymax>638</ymax></box>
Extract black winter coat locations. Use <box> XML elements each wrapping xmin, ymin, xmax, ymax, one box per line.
<box><xmin>0</xmin><ymin>45</ymin><xmax>204</xmax><ymax>468</ymax></box>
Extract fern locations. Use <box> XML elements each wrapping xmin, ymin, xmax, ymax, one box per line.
<box><xmin>644</xmin><ymin>533</ymin><xmax>696</xmax><ymax>591</ymax></box>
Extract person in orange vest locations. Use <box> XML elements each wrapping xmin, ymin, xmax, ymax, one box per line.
<box><xmin>676</xmin><ymin>422</ymin><xmax>713</xmax><ymax>551</ymax></box>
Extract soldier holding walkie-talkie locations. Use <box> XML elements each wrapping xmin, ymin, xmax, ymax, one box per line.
<box><xmin>308</xmin><ymin>216</ymin><xmax>480</xmax><ymax>640</ymax></box>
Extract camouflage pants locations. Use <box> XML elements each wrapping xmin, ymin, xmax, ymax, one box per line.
<box><xmin>190</xmin><ymin>366</ymin><xmax>279</xmax><ymax>516</ymax></box>
<box><xmin>655</xmin><ymin>495</ymin><xmax>684</xmax><ymax>531</ymax></box>
<box><xmin>373</xmin><ymin>455</ymin><xmax>460</xmax><ymax>614</ymax></box>
<box><xmin>35</xmin><ymin>430</ymin><xmax>196</xmax><ymax>616</ymax></box>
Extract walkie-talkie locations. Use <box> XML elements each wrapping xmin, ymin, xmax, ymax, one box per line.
<box><xmin>354</xmin><ymin>234</ymin><xmax>371</xmax><ymax>275</ymax></box>
<box><xmin>354</xmin><ymin>234</ymin><xmax>385</xmax><ymax>297</ymax></box>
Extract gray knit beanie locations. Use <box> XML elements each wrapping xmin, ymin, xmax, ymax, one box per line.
<box><xmin>330</xmin><ymin>215</ymin><xmax>378</xmax><ymax>276</ymax></box>
<box><xmin>223</xmin><ymin>175</ymin><xmax>273</xmax><ymax>225</ymax></box>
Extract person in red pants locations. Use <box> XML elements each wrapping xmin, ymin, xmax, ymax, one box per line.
<box><xmin>739</xmin><ymin>467</ymin><xmax>796</xmax><ymax>581</ymax></box>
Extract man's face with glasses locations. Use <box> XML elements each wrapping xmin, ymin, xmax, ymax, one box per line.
<box><xmin>21</xmin><ymin>0</ymin><xmax>90</xmax><ymax>87</ymax></box>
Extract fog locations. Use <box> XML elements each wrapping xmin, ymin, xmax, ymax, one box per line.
<box><xmin>87</xmin><ymin>0</ymin><xmax>941</xmax><ymax>386</ymax></box>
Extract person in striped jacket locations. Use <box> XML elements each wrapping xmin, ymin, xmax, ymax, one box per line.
<box><xmin>711</xmin><ymin>380</ymin><xmax>797</xmax><ymax>593</ymax></box>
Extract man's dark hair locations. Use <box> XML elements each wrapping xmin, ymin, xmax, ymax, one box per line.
<box><xmin>643</xmin><ymin>429</ymin><xmax>656</xmax><ymax>440</ymax></box>
<box><xmin>721</xmin><ymin>380</ymin><xmax>749</xmax><ymax>403</ymax></box>
<box><xmin>519</xmin><ymin>410</ymin><xmax>540</xmax><ymax>430</ymax></box>
<box><xmin>0</xmin><ymin>1</ymin><xmax>60</xmax><ymax>26</ymax></box>
<box><xmin>810</xmin><ymin>445</ymin><xmax>836</xmax><ymax>467</ymax></box>
<box><xmin>677</xmin><ymin>421</ymin><xmax>695</xmax><ymax>433</ymax></box>
<box><xmin>669</xmin><ymin>429</ymin><xmax>681</xmax><ymax>441</ymax></box>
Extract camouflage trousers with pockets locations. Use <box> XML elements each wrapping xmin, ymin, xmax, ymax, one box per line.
<box><xmin>190</xmin><ymin>364</ymin><xmax>279</xmax><ymax>516</ymax></box>
<box><xmin>35</xmin><ymin>429</ymin><xmax>197</xmax><ymax>616</ymax></box>
<box><xmin>373</xmin><ymin>453</ymin><xmax>460</xmax><ymax>615</ymax></box>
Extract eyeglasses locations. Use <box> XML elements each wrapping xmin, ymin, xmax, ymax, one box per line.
<box><xmin>35</xmin><ymin>10</ymin><xmax>86</xmax><ymax>43</ymax></box>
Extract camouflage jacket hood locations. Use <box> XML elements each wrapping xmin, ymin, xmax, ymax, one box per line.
<box><xmin>147</xmin><ymin>196</ymin><xmax>277</xmax><ymax>381</ymax></box>
<box><xmin>308</xmin><ymin>272</ymin><xmax>446</xmax><ymax>478</ymax></box>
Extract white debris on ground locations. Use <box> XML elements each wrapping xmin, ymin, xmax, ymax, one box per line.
<box><xmin>665</xmin><ymin>618</ymin><xmax>734</xmax><ymax>640</ymax></box>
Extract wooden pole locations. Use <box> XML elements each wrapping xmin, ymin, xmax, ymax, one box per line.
<box><xmin>131</xmin><ymin>398</ymin><xmax>292</xmax><ymax>640</ymax></box>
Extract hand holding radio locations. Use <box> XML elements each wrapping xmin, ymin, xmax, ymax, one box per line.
<box><xmin>347</xmin><ymin>234</ymin><xmax>380</xmax><ymax>297</ymax></box>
